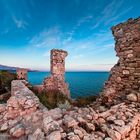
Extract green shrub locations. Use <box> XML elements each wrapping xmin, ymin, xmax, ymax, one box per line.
<box><xmin>35</xmin><ymin>90</ymin><xmax>71</xmax><ymax>109</ymax></box>
<box><xmin>74</xmin><ymin>95</ymin><xmax>97</xmax><ymax>107</ymax></box>
<box><xmin>57</xmin><ymin>100</ymin><xmax>71</xmax><ymax>110</ymax></box>
<box><xmin>0</xmin><ymin>92</ymin><xmax>11</xmax><ymax>103</ymax></box>
<box><xmin>0</xmin><ymin>70</ymin><xmax>17</xmax><ymax>94</ymax></box>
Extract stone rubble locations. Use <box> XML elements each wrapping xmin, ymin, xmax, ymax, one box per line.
<box><xmin>0</xmin><ymin>80</ymin><xmax>139</xmax><ymax>140</ymax></box>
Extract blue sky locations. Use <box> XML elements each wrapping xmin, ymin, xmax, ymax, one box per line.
<box><xmin>0</xmin><ymin>0</ymin><xmax>140</xmax><ymax>71</ymax></box>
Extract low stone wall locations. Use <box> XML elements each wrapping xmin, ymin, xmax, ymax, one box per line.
<box><xmin>0</xmin><ymin>80</ymin><xmax>44</xmax><ymax>139</ymax></box>
<box><xmin>9</xmin><ymin>80</ymin><xmax>41</xmax><ymax>116</ymax></box>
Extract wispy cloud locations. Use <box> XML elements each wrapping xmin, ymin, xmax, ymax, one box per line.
<box><xmin>72</xmin><ymin>54</ymin><xmax>84</xmax><ymax>59</ymax></box>
<box><xmin>105</xmin><ymin>6</ymin><xmax>133</xmax><ymax>25</ymax></box>
<box><xmin>67</xmin><ymin>63</ymin><xmax>114</xmax><ymax>71</ymax></box>
<box><xmin>12</xmin><ymin>16</ymin><xmax>28</xmax><ymax>29</ymax></box>
<box><xmin>1</xmin><ymin>28</ymin><xmax>9</xmax><ymax>35</ymax></box>
<box><xmin>77</xmin><ymin>15</ymin><xmax>93</xmax><ymax>27</ymax></box>
<box><xmin>29</xmin><ymin>26</ymin><xmax>62</xmax><ymax>48</ymax></box>
<box><xmin>62</xmin><ymin>15</ymin><xmax>93</xmax><ymax>45</ymax></box>
<box><xmin>43</xmin><ymin>51</ymin><xmax>50</xmax><ymax>57</ymax></box>
<box><xmin>92</xmin><ymin>0</ymin><xmax>133</xmax><ymax>29</ymax></box>
<box><xmin>66</xmin><ymin>30</ymin><xmax>113</xmax><ymax>52</ymax></box>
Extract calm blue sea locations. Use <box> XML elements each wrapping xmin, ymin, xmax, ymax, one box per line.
<box><xmin>28</xmin><ymin>72</ymin><xmax>109</xmax><ymax>99</ymax></box>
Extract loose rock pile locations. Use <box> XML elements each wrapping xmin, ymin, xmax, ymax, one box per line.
<box><xmin>0</xmin><ymin>80</ymin><xmax>140</xmax><ymax>140</ymax></box>
<box><xmin>103</xmin><ymin>17</ymin><xmax>140</xmax><ymax>103</ymax></box>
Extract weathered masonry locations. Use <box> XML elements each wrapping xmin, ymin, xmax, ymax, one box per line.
<box><xmin>43</xmin><ymin>49</ymin><xmax>70</xmax><ymax>97</ymax></box>
<box><xmin>103</xmin><ymin>17</ymin><xmax>140</xmax><ymax>102</ymax></box>
<box><xmin>16</xmin><ymin>68</ymin><xmax>28</xmax><ymax>81</ymax></box>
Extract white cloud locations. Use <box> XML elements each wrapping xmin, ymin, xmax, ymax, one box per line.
<box><xmin>72</xmin><ymin>54</ymin><xmax>84</xmax><ymax>59</ymax></box>
<box><xmin>1</xmin><ymin>28</ymin><xmax>9</xmax><ymax>35</ymax></box>
<box><xmin>105</xmin><ymin>6</ymin><xmax>133</xmax><ymax>25</ymax></box>
<box><xmin>77</xmin><ymin>15</ymin><xmax>93</xmax><ymax>27</ymax></box>
<box><xmin>92</xmin><ymin>0</ymin><xmax>133</xmax><ymax>29</ymax></box>
<box><xmin>12</xmin><ymin>16</ymin><xmax>28</xmax><ymax>29</ymax></box>
<box><xmin>65</xmin><ymin>30</ymin><xmax>113</xmax><ymax>53</ymax></box>
<box><xmin>29</xmin><ymin>26</ymin><xmax>62</xmax><ymax>48</ymax></box>
<box><xmin>43</xmin><ymin>51</ymin><xmax>50</xmax><ymax>57</ymax></box>
<box><xmin>66</xmin><ymin>64</ymin><xmax>114</xmax><ymax>71</ymax></box>
<box><xmin>62</xmin><ymin>15</ymin><xmax>93</xmax><ymax>45</ymax></box>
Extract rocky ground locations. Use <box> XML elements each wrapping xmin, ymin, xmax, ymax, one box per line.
<box><xmin>0</xmin><ymin>80</ymin><xmax>139</xmax><ymax>140</ymax></box>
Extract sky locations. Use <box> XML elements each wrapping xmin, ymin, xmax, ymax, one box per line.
<box><xmin>0</xmin><ymin>0</ymin><xmax>140</xmax><ymax>71</ymax></box>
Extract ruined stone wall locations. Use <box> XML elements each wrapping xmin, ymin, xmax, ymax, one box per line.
<box><xmin>43</xmin><ymin>49</ymin><xmax>70</xmax><ymax>97</ymax></box>
<box><xmin>11</xmin><ymin>80</ymin><xmax>40</xmax><ymax>113</ymax></box>
<box><xmin>17</xmin><ymin>68</ymin><xmax>28</xmax><ymax>81</ymax></box>
<box><xmin>103</xmin><ymin>17</ymin><xmax>140</xmax><ymax>102</ymax></box>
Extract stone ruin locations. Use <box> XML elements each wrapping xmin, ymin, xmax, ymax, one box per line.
<box><xmin>103</xmin><ymin>17</ymin><xmax>140</xmax><ymax>103</ymax></box>
<box><xmin>0</xmin><ymin>17</ymin><xmax>140</xmax><ymax>140</ymax></box>
<box><xmin>43</xmin><ymin>49</ymin><xmax>70</xmax><ymax>98</ymax></box>
<box><xmin>17</xmin><ymin>68</ymin><xmax>28</xmax><ymax>81</ymax></box>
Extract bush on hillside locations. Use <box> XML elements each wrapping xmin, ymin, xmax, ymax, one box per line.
<box><xmin>74</xmin><ymin>95</ymin><xmax>97</xmax><ymax>107</ymax></box>
<box><xmin>0</xmin><ymin>70</ymin><xmax>17</xmax><ymax>94</ymax></box>
<box><xmin>57</xmin><ymin>100</ymin><xmax>71</xmax><ymax>110</ymax></box>
<box><xmin>35</xmin><ymin>90</ymin><xmax>71</xmax><ymax>109</ymax></box>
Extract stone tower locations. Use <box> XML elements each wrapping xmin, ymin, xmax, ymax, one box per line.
<box><xmin>17</xmin><ymin>68</ymin><xmax>28</xmax><ymax>81</ymax></box>
<box><xmin>43</xmin><ymin>49</ymin><xmax>70</xmax><ymax>98</ymax></box>
<box><xmin>103</xmin><ymin>17</ymin><xmax>140</xmax><ymax>102</ymax></box>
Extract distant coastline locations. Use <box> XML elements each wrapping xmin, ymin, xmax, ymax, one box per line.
<box><xmin>0</xmin><ymin>64</ymin><xmax>38</xmax><ymax>72</ymax></box>
<box><xmin>0</xmin><ymin>64</ymin><xmax>110</xmax><ymax>72</ymax></box>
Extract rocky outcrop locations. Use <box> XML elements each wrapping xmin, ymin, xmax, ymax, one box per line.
<box><xmin>103</xmin><ymin>17</ymin><xmax>140</xmax><ymax>103</ymax></box>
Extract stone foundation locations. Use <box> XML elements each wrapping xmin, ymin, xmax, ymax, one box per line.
<box><xmin>103</xmin><ymin>17</ymin><xmax>140</xmax><ymax>103</ymax></box>
<box><xmin>43</xmin><ymin>49</ymin><xmax>70</xmax><ymax>98</ymax></box>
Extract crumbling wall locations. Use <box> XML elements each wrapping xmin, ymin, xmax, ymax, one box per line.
<box><xmin>43</xmin><ymin>49</ymin><xmax>70</xmax><ymax>97</ymax></box>
<box><xmin>103</xmin><ymin>17</ymin><xmax>140</xmax><ymax>102</ymax></box>
<box><xmin>0</xmin><ymin>80</ymin><xmax>44</xmax><ymax>139</ymax></box>
<box><xmin>10</xmin><ymin>80</ymin><xmax>40</xmax><ymax>114</ymax></box>
<box><xmin>17</xmin><ymin>68</ymin><xmax>28</xmax><ymax>81</ymax></box>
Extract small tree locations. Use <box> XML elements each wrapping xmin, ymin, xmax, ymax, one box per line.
<box><xmin>0</xmin><ymin>70</ymin><xmax>17</xmax><ymax>94</ymax></box>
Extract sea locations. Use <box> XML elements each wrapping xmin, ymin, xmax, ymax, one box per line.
<box><xmin>28</xmin><ymin>71</ymin><xmax>109</xmax><ymax>99</ymax></box>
